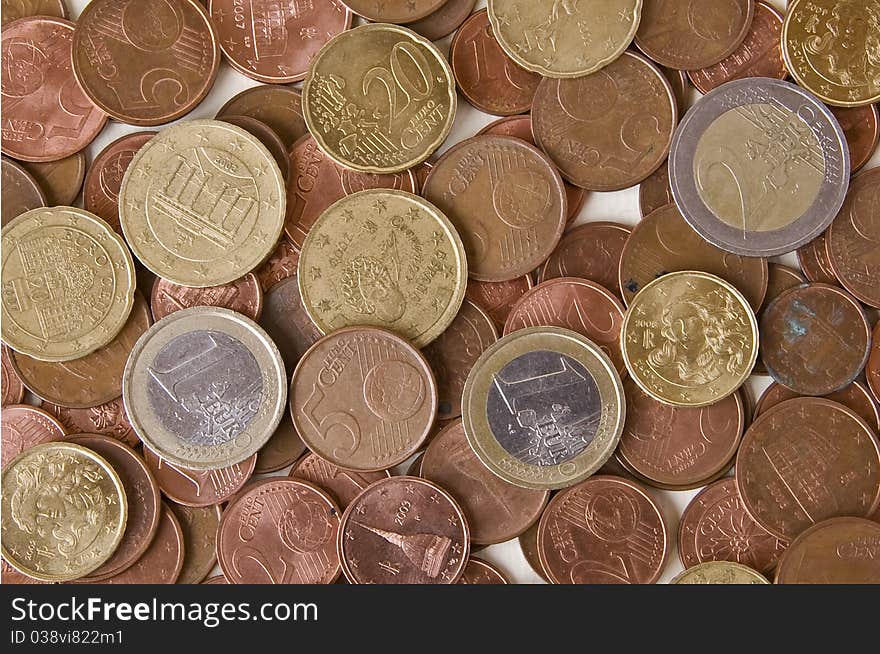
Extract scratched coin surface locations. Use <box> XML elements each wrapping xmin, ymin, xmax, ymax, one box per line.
<box><xmin>1</xmin><ymin>206</ymin><xmax>136</xmax><ymax>362</ymax></box>
<box><xmin>678</xmin><ymin>478</ymin><xmax>786</xmax><ymax>576</ymax></box>
<box><xmin>423</xmin><ymin>135</ymin><xmax>565</xmax><ymax>281</ymax></box>
<box><xmin>457</xmin><ymin>558</ymin><xmax>509</xmax><ymax>584</ymax></box>
<box><xmin>72</xmin><ymin>0</ymin><xmax>220</xmax><ymax>125</ymax></box>
<box><xmin>297</xmin><ymin>189</ymin><xmax>466</xmax><ymax>347</ymax></box>
<box><xmin>796</xmin><ymin>233</ymin><xmax>839</xmax><ymax>285</ymax></box>
<box><xmin>1</xmin><ymin>0</ymin><xmax>68</xmax><ymax>24</ymax></box>
<box><xmin>216</xmin><ymin>85</ymin><xmax>307</xmax><ymax>150</ymax></box>
<box><xmin>218</xmin><ymin>478</ymin><xmax>341</xmax><ymax>584</ymax></box>
<box><xmin>754</xmin><ymin>381</ymin><xmax>880</xmax><ymax>434</ymax></box>
<box><xmin>150</xmin><ymin>274</ymin><xmax>263</xmax><ymax>322</ymax></box>
<box><xmin>0</xmin><ymin>404</ymin><xmax>65</xmax><ymax>463</ymax></box>
<box><xmin>1</xmin><ymin>442</ymin><xmax>126</xmax><ymax>582</ymax></box>
<box><xmin>342</xmin><ymin>0</ymin><xmax>445</xmax><ymax>23</ymax></box>
<box><xmin>531</xmin><ymin>51</ymin><xmax>677</xmax><ymax>192</ymax></box>
<box><xmin>753</xmin><ymin>263</ymin><xmax>808</xmax><ymax>375</ymax></box>
<box><xmin>669</xmin><ymin>78</ymin><xmax>850</xmax><ymax>257</ymax></box>
<box><xmin>42</xmin><ymin>398</ymin><xmax>139</xmax><ymax>449</ymax></box>
<box><xmin>1</xmin><ymin>346</ymin><xmax>24</xmax><ymax>407</ymax></box>
<box><xmin>621</xmin><ymin>271</ymin><xmax>759</xmax><ymax>408</ymax></box>
<box><xmin>465</xmin><ymin>275</ymin><xmax>533</xmax><ymax>332</ymax></box>
<box><xmin>760</xmin><ymin>284</ymin><xmax>871</xmax><ymax>396</ymax></box>
<box><xmin>775</xmin><ymin>517</ymin><xmax>880</xmax><ymax>584</ymax></box>
<box><xmin>635</xmin><ymin>0</ymin><xmax>754</xmax><ymax>70</ymax></box>
<box><xmin>462</xmin><ymin>326</ymin><xmax>626</xmax><ymax>490</ymax></box>
<box><xmin>832</xmin><ymin>106</ymin><xmax>880</xmax><ymax>174</ymax></box>
<box><xmin>782</xmin><ymin>0</ymin><xmax>880</xmax><ymax>107</ymax></box>
<box><xmin>338</xmin><ymin>476</ymin><xmax>469</xmax><ymax>584</ymax></box>
<box><xmin>537</xmin><ymin>475</ymin><xmax>668</xmax><ymax>584</ymax></box>
<box><xmin>123</xmin><ymin>306</ymin><xmax>287</xmax><ymax>469</ymax></box>
<box><xmin>302</xmin><ymin>23</ymin><xmax>456</xmax><ymax>174</ymax></box>
<box><xmin>169</xmin><ymin>502</ymin><xmax>221</xmax><ymax>585</ymax></box>
<box><xmin>421</xmin><ymin>419</ymin><xmax>549</xmax><ymax>545</ymax></box>
<box><xmin>142</xmin><ymin>447</ymin><xmax>256</xmax><ymax>507</ymax></box>
<box><xmin>487</xmin><ymin>0</ymin><xmax>643</xmax><ymax>78</ymax></box>
<box><xmin>736</xmin><ymin>397</ymin><xmax>880</xmax><ymax>542</ymax></box>
<box><xmin>1</xmin><ymin>157</ymin><xmax>46</xmax><ymax>228</ymax></box>
<box><xmin>258</xmin><ymin>275</ymin><xmax>322</xmax><ymax>373</ymax></box>
<box><xmin>671</xmin><ymin>560</ymin><xmax>769</xmax><ymax>584</ymax></box>
<box><xmin>538</xmin><ymin>222</ymin><xmax>630</xmax><ymax>294</ymax></box>
<box><xmin>638</xmin><ymin>161</ymin><xmax>673</xmax><ymax>218</ymax></box>
<box><xmin>290</xmin><ymin>453</ymin><xmax>391</xmax><ymax>510</ymax></box>
<box><xmin>290</xmin><ymin>326</ymin><xmax>437</xmax><ymax>471</ymax></box>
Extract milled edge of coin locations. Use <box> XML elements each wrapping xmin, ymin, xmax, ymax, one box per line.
<box><xmin>669</xmin><ymin>78</ymin><xmax>851</xmax><ymax>257</ymax></box>
<box><xmin>122</xmin><ymin>306</ymin><xmax>287</xmax><ymax>470</ymax></box>
<box><xmin>670</xmin><ymin>560</ymin><xmax>770</xmax><ymax>584</ymax></box>
<box><xmin>301</xmin><ymin>23</ymin><xmax>457</xmax><ymax>174</ymax></box>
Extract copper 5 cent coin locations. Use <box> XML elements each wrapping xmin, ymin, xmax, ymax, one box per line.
<box><xmin>1</xmin><ymin>346</ymin><xmax>24</xmax><ymax>407</ymax></box>
<box><xmin>42</xmin><ymin>398</ymin><xmax>139</xmax><ymax>449</ymax></box>
<box><xmin>736</xmin><ymin>397</ymin><xmax>880</xmax><ymax>542</ymax></box>
<box><xmin>338</xmin><ymin>476</ymin><xmax>469</xmax><ymax>584</ymax></box>
<box><xmin>150</xmin><ymin>274</ymin><xmax>263</xmax><ymax>322</ymax></box>
<box><xmin>537</xmin><ymin>475</ymin><xmax>669</xmax><ymax>584</ymax></box>
<box><xmin>465</xmin><ymin>275</ymin><xmax>533</xmax><ymax>332</ymax></box>
<box><xmin>142</xmin><ymin>447</ymin><xmax>256</xmax><ymax>507</ymax></box>
<box><xmin>1</xmin><ymin>157</ymin><xmax>46</xmax><ymax>227</ymax></box>
<box><xmin>289</xmin><ymin>452</ymin><xmax>390</xmax><ymax>510</ymax></box>
<box><xmin>0</xmin><ymin>404</ymin><xmax>65</xmax><ymax>464</ymax></box>
<box><xmin>754</xmin><ymin>381</ymin><xmax>880</xmax><ymax>434</ymax></box>
<box><xmin>290</xmin><ymin>327</ymin><xmax>437</xmax><ymax>472</ymax></box>
<box><xmin>258</xmin><ymin>275</ymin><xmax>321</xmax><ymax>373</ymax></box>
<box><xmin>216</xmin><ymin>85</ymin><xmax>307</xmax><ymax>150</ymax></box>
<box><xmin>775</xmin><ymin>517</ymin><xmax>880</xmax><ymax>584</ymax></box>
<box><xmin>538</xmin><ymin>222</ymin><xmax>631</xmax><ymax>293</ymax></box>
<box><xmin>218</xmin><ymin>478</ymin><xmax>341</xmax><ymax>584</ymax></box>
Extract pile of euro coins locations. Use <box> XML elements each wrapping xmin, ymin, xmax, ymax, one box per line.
<box><xmin>1</xmin><ymin>0</ymin><xmax>879</xmax><ymax>586</ymax></box>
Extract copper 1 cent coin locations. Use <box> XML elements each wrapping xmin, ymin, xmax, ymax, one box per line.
<box><xmin>68</xmin><ymin>434</ymin><xmax>161</xmax><ymax>582</ymax></box>
<box><xmin>0</xmin><ymin>404</ymin><xmax>65</xmax><ymax>463</ymax></box>
<box><xmin>537</xmin><ymin>475</ymin><xmax>669</xmax><ymax>584</ymax></box>
<box><xmin>638</xmin><ymin>161</ymin><xmax>673</xmax><ymax>218</ymax></box>
<box><xmin>9</xmin><ymin>291</ymin><xmax>152</xmax><ymax>408</ymax></box>
<box><xmin>775</xmin><ymin>517</ymin><xmax>880</xmax><ymax>584</ymax></box>
<box><xmin>20</xmin><ymin>152</ymin><xmax>85</xmax><ymax>207</ymax></box>
<box><xmin>342</xmin><ymin>0</ymin><xmax>444</xmax><ymax>23</ymax></box>
<box><xmin>1</xmin><ymin>157</ymin><xmax>46</xmax><ymax>227</ymax></box>
<box><xmin>760</xmin><ymin>283</ymin><xmax>871</xmax><ymax>396</ymax></box>
<box><xmin>150</xmin><ymin>274</ymin><xmax>263</xmax><ymax>322</ymax></box>
<box><xmin>83</xmin><ymin>132</ymin><xmax>155</xmax><ymax>233</ymax></box>
<box><xmin>258</xmin><ymin>275</ymin><xmax>321</xmax><ymax>373</ymax></box>
<box><xmin>615</xmin><ymin>377</ymin><xmax>745</xmax><ymax>490</ymax></box>
<box><xmin>1</xmin><ymin>345</ymin><xmax>24</xmax><ymax>407</ymax></box>
<box><xmin>255</xmin><ymin>412</ymin><xmax>307</xmax><ymax>475</ymax></box>
<box><xmin>338</xmin><ymin>476</ymin><xmax>469</xmax><ymax>584</ymax></box>
<box><xmin>504</xmin><ymin>278</ymin><xmax>626</xmax><ymax>376</ymax></box>
<box><xmin>421</xmin><ymin>419</ymin><xmax>549</xmax><ymax>545</ymax></box>
<box><xmin>42</xmin><ymin>397</ymin><xmax>139</xmax><ymax>448</ymax></box>
<box><xmin>457</xmin><ymin>558</ymin><xmax>509</xmax><ymax>584</ymax></box>
<box><xmin>827</xmin><ymin>167</ymin><xmax>880</xmax><ymax>308</ymax></box>
<box><xmin>538</xmin><ymin>222</ymin><xmax>630</xmax><ymax>292</ymax></box>
<box><xmin>635</xmin><ymin>0</ymin><xmax>755</xmax><ymax>70</ymax></box>
<box><xmin>796</xmin><ymin>233</ymin><xmax>839</xmax><ymax>285</ymax></box>
<box><xmin>531</xmin><ymin>51</ymin><xmax>677</xmax><ymax>192</ymax></box>
<box><xmin>465</xmin><ymin>275</ymin><xmax>533</xmax><ymax>332</ymax></box>
<box><xmin>1</xmin><ymin>0</ymin><xmax>68</xmax><ymax>25</ymax></box>
<box><xmin>869</xmin><ymin>321</ymin><xmax>880</xmax><ymax>404</ymax></box>
<box><xmin>168</xmin><ymin>502</ymin><xmax>222</xmax><ymax>585</ymax></box>
<box><xmin>216</xmin><ymin>85</ymin><xmax>307</xmax><ymax>150</ymax></box>
<box><xmin>737</xmin><ymin>397</ymin><xmax>880</xmax><ymax>541</ymax></box>
<box><xmin>142</xmin><ymin>447</ymin><xmax>256</xmax><ymax>508</ymax></box>
<box><xmin>678</xmin><ymin>478</ymin><xmax>786</xmax><ymax>576</ymax></box>
<box><xmin>254</xmin><ymin>239</ymin><xmax>299</xmax><ymax>292</ymax></box>
<box><xmin>72</xmin><ymin>0</ymin><xmax>220</xmax><ymax>126</ymax></box>
<box><xmin>686</xmin><ymin>1</ymin><xmax>785</xmax><ymax>94</ymax></box>
<box><xmin>831</xmin><ymin>105</ymin><xmax>880</xmax><ymax>174</ymax></box>
<box><xmin>290</xmin><ymin>452</ymin><xmax>391</xmax><ymax>510</ymax></box>
<box><xmin>449</xmin><ymin>9</ymin><xmax>540</xmax><ymax>116</ymax></box>
<box><xmin>754</xmin><ymin>381</ymin><xmax>880</xmax><ymax>434</ymax></box>
<box><xmin>1</xmin><ymin>17</ymin><xmax>107</xmax><ymax>162</ymax></box>
<box><xmin>285</xmin><ymin>134</ymin><xmax>418</xmax><ymax>248</ymax></box>
<box><xmin>408</xmin><ymin>0</ymin><xmax>476</xmax><ymax>41</ymax></box>
<box><xmin>422</xmin><ymin>134</ymin><xmax>566</xmax><ymax>281</ymax></box>
<box><xmin>210</xmin><ymin>0</ymin><xmax>351</xmax><ymax>84</ymax></box>
<box><xmin>618</xmin><ymin>203</ymin><xmax>768</xmax><ymax>311</ymax></box>
<box><xmin>217</xmin><ymin>116</ymin><xmax>290</xmax><ymax>181</ymax></box>
<box><xmin>218</xmin><ymin>478</ymin><xmax>341</xmax><ymax>584</ymax></box>
<box><xmin>422</xmin><ymin>299</ymin><xmax>498</xmax><ymax>421</ymax></box>
<box><xmin>753</xmin><ymin>263</ymin><xmax>807</xmax><ymax>375</ymax></box>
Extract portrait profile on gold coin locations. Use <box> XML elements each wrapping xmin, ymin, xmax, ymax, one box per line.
<box><xmin>805</xmin><ymin>0</ymin><xmax>880</xmax><ymax>88</ymax></box>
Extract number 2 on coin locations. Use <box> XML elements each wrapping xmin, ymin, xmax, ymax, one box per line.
<box><xmin>363</xmin><ymin>42</ymin><xmax>433</xmax><ymax>132</ymax></box>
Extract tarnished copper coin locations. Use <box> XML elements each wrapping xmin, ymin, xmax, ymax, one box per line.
<box><xmin>760</xmin><ymin>284</ymin><xmax>871</xmax><ymax>396</ymax></box>
<box><xmin>537</xmin><ymin>475</ymin><xmax>669</xmax><ymax>584</ymax></box>
<box><xmin>169</xmin><ymin>502</ymin><xmax>221</xmax><ymax>585</ymax></box>
<box><xmin>1</xmin><ymin>346</ymin><xmax>24</xmax><ymax>407</ymax></box>
<box><xmin>678</xmin><ymin>478</ymin><xmax>786</xmax><ymax>576</ymax></box>
<box><xmin>408</xmin><ymin>0</ymin><xmax>476</xmax><ymax>41</ymax></box>
<box><xmin>210</xmin><ymin>0</ymin><xmax>351</xmax><ymax>83</ymax></box>
<box><xmin>753</xmin><ymin>264</ymin><xmax>807</xmax><ymax>375</ymax></box>
<box><xmin>1</xmin><ymin>17</ymin><xmax>107</xmax><ymax>162</ymax></box>
<box><xmin>796</xmin><ymin>233</ymin><xmax>839</xmax><ymax>285</ymax></box>
<box><xmin>754</xmin><ymin>381</ymin><xmax>880</xmax><ymax>434</ymax></box>
<box><xmin>338</xmin><ymin>476</ymin><xmax>469</xmax><ymax>584</ymax></box>
<box><xmin>618</xmin><ymin>203</ymin><xmax>768</xmax><ymax>311</ymax></box>
<box><xmin>83</xmin><ymin>132</ymin><xmax>155</xmax><ymax>233</ymax></box>
<box><xmin>218</xmin><ymin>116</ymin><xmax>290</xmax><ymax>182</ymax></box>
<box><xmin>776</xmin><ymin>517</ymin><xmax>880</xmax><ymax>584</ymax></box>
<box><xmin>421</xmin><ymin>419</ymin><xmax>548</xmax><ymax>545</ymax></box>
<box><xmin>258</xmin><ymin>275</ymin><xmax>321</xmax><ymax>373</ymax></box>
<box><xmin>869</xmin><ymin>321</ymin><xmax>880</xmax><ymax>404</ymax></box>
<box><xmin>465</xmin><ymin>275</ymin><xmax>533</xmax><ymax>332</ymax></box>
<box><xmin>68</xmin><ymin>434</ymin><xmax>161</xmax><ymax>583</ymax></box>
<box><xmin>831</xmin><ymin>105</ymin><xmax>879</xmax><ymax>174</ymax></box>
<box><xmin>457</xmin><ymin>558</ymin><xmax>509</xmax><ymax>584</ymax></box>
<box><xmin>422</xmin><ymin>134</ymin><xmax>566</xmax><ymax>281</ymax></box>
<box><xmin>150</xmin><ymin>274</ymin><xmax>263</xmax><ymax>322</ymax></box>
<box><xmin>218</xmin><ymin>477</ymin><xmax>341</xmax><ymax>584</ymax></box>
<box><xmin>72</xmin><ymin>0</ymin><xmax>220</xmax><ymax>126</ymax></box>
<box><xmin>42</xmin><ymin>398</ymin><xmax>139</xmax><ymax>448</ymax></box>
<box><xmin>538</xmin><ymin>222</ymin><xmax>630</xmax><ymax>293</ymax></box>
<box><xmin>423</xmin><ymin>299</ymin><xmax>498</xmax><ymax>421</ymax></box>
<box><xmin>290</xmin><ymin>452</ymin><xmax>391</xmax><ymax>510</ymax></box>
<box><xmin>142</xmin><ymin>447</ymin><xmax>256</xmax><ymax>508</ymax></box>
<box><xmin>9</xmin><ymin>291</ymin><xmax>152</xmax><ymax>408</ymax></box>
<box><xmin>638</xmin><ymin>161</ymin><xmax>673</xmax><ymax>218</ymax></box>
<box><xmin>254</xmin><ymin>239</ymin><xmax>299</xmax><ymax>293</ymax></box>
<box><xmin>531</xmin><ymin>51</ymin><xmax>677</xmax><ymax>192</ymax></box>
<box><xmin>21</xmin><ymin>152</ymin><xmax>85</xmax><ymax>207</ymax></box>
<box><xmin>1</xmin><ymin>157</ymin><xmax>46</xmax><ymax>227</ymax></box>
<box><xmin>290</xmin><ymin>327</ymin><xmax>437</xmax><ymax>472</ymax></box>
<box><xmin>216</xmin><ymin>85</ymin><xmax>307</xmax><ymax>150</ymax></box>
<box><xmin>0</xmin><ymin>404</ymin><xmax>65</xmax><ymax>464</ymax></box>
<box><xmin>737</xmin><ymin>397</ymin><xmax>880</xmax><ymax>542</ymax></box>
<box><xmin>1</xmin><ymin>0</ymin><xmax>68</xmax><ymax>24</ymax></box>
<box><xmin>255</xmin><ymin>412</ymin><xmax>307</xmax><ymax>475</ymax></box>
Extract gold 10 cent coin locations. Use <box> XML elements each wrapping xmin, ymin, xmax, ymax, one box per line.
<box><xmin>461</xmin><ymin>326</ymin><xmax>626</xmax><ymax>490</ymax></box>
<box><xmin>297</xmin><ymin>189</ymin><xmax>467</xmax><ymax>348</ymax></box>
<box><xmin>2</xmin><ymin>442</ymin><xmax>127</xmax><ymax>582</ymax></box>
<box><xmin>1</xmin><ymin>207</ymin><xmax>136</xmax><ymax>362</ymax></box>
<box><xmin>302</xmin><ymin>23</ymin><xmax>456</xmax><ymax>174</ymax></box>
<box><xmin>621</xmin><ymin>271</ymin><xmax>758</xmax><ymax>407</ymax></box>
<box><xmin>119</xmin><ymin>119</ymin><xmax>285</xmax><ymax>287</ymax></box>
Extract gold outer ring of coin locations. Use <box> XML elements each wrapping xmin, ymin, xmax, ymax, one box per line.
<box><xmin>621</xmin><ymin>271</ymin><xmax>758</xmax><ymax>408</ymax></box>
<box><xmin>122</xmin><ymin>306</ymin><xmax>287</xmax><ymax>470</ymax></box>
<box><xmin>1</xmin><ymin>206</ymin><xmax>136</xmax><ymax>362</ymax></box>
<box><xmin>461</xmin><ymin>326</ymin><xmax>626</xmax><ymax>490</ymax></box>
<box><xmin>1</xmin><ymin>442</ymin><xmax>128</xmax><ymax>582</ymax></box>
<box><xmin>301</xmin><ymin>23</ymin><xmax>457</xmax><ymax>174</ymax></box>
<box><xmin>670</xmin><ymin>561</ymin><xmax>770</xmax><ymax>584</ymax></box>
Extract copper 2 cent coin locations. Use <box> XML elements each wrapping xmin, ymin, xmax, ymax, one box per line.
<box><xmin>796</xmin><ymin>233</ymin><xmax>839</xmax><ymax>285</ymax></box>
<box><xmin>42</xmin><ymin>397</ymin><xmax>139</xmax><ymax>448</ymax></box>
<box><xmin>638</xmin><ymin>160</ymin><xmax>673</xmax><ymax>218</ymax></box>
<box><xmin>831</xmin><ymin>105</ymin><xmax>880</xmax><ymax>174</ymax></box>
<box><xmin>465</xmin><ymin>275</ymin><xmax>533</xmax><ymax>332</ymax></box>
<box><xmin>753</xmin><ymin>381</ymin><xmax>880</xmax><ymax>434</ymax></box>
<box><xmin>0</xmin><ymin>404</ymin><xmax>65</xmax><ymax>464</ymax></box>
<box><xmin>150</xmin><ymin>274</ymin><xmax>263</xmax><ymax>322</ymax></box>
<box><xmin>538</xmin><ymin>222</ymin><xmax>631</xmax><ymax>294</ymax></box>
<box><xmin>1</xmin><ymin>345</ymin><xmax>25</xmax><ymax>407</ymax></box>
<box><xmin>1</xmin><ymin>157</ymin><xmax>46</xmax><ymax>227</ymax></box>
<box><xmin>20</xmin><ymin>151</ymin><xmax>86</xmax><ymax>207</ymax></box>
<box><xmin>775</xmin><ymin>517</ymin><xmax>880</xmax><ymax>584</ymax></box>
<box><xmin>142</xmin><ymin>447</ymin><xmax>256</xmax><ymax>508</ymax></box>
<box><xmin>537</xmin><ymin>475</ymin><xmax>669</xmax><ymax>584</ymax></box>
<box><xmin>457</xmin><ymin>558</ymin><xmax>509</xmax><ymax>584</ymax></box>
<box><xmin>289</xmin><ymin>452</ymin><xmax>391</xmax><ymax>510</ymax></box>
<box><xmin>254</xmin><ymin>412</ymin><xmax>308</xmax><ymax>475</ymax></box>
<box><xmin>218</xmin><ymin>477</ymin><xmax>341</xmax><ymax>584</ymax></box>
<box><xmin>258</xmin><ymin>275</ymin><xmax>321</xmax><ymax>373</ymax></box>
<box><xmin>338</xmin><ymin>476</ymin><xmax>469</xmax><ymax>584</ymax></box>
<box><xmin>736</xmin><ymin>397</ymin><xmax>880</xmax><ymax>542</ymax></box>
<box><xmin>869</xmin><ymin>321</ymin><xmax>880</xmax><ymax>404</ymax></box>
<box><xmin>216</xmin><ymin>85</ymin><xmax>307</xmax><ymax>150</ymax></box>
<box><xmin>169</xmin><ymin>502</ymin><xmax>222</xmax><ymax>585</ymax></box>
